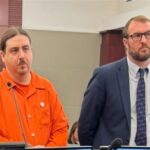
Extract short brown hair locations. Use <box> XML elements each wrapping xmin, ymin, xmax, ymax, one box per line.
<box><xmin>122</xmin><ymin>15</ymin><xmax>150</xmax><ymax>38</ymax></box>
<box><xmin>0</xmin><ymin>26</ymin><xmax>31</xmax><ymax>52</ymax></box>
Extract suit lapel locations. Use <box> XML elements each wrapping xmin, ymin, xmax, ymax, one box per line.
<box><xmin>117</xmin><ymin>58</ymin><xmax>131</xmax><ymax>130</ymax></box>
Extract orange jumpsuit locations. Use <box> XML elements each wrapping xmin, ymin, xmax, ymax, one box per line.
<box><xmin>0</xmin><ymin>69</ymin><xmax>68</xmax><ymax>146</ymax></box>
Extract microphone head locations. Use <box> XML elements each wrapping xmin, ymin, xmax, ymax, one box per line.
<box><xmin>110</xmin><ymin>138</ymin><xmax>123</xmax><ymax>149</ymax></box>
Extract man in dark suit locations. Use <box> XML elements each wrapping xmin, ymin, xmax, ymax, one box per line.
<box><xmin>78</xmin><ymin>15</ymin><xmax>150</xmax><ymax>148</ymax></box>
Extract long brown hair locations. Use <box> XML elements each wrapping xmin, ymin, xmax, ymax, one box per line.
<box><xmin>0</xmin><ymin>26</ymin><xmax>31</xmax><ymax>52</ymax></box>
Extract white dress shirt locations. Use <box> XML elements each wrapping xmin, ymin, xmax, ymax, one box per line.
<box><xmin>127</xmin><ymin>57</ymin><xmax>150</xmax><ymax>146</ymax></box>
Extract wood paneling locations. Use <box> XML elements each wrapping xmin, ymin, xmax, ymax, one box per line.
<box><xmin>0</xmin><ymin>0</ymin><xmax>22</xmax><ymax>71</ymax></box>
<box><xmin>100</xmin><ymin>30</ymin><xmax>125</xmax><ymax>65</ymax></box>
<box><xmin>0</xmin><ymin>0</ymin><xmax>8</xmax><ymax>26</ymax></box>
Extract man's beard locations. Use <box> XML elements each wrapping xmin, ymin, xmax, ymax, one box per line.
<box><xmin>128</xmin><ymin>46</ymin><xmax>150</xmax><ymax>61</ymax></box>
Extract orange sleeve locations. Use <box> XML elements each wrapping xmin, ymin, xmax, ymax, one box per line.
<box><xmin>47</xmin><ymin>126</ymin><xmax>68</xmax><ymax>146</ymax></box>
<box><xmin>46</xmin><ymin>86</ymin><xmax>69</xmax><ymax>146</ymax></box>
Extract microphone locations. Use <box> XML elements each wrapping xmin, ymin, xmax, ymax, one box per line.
<box><xmin>109</xmin><ymin>138</ymin><xmax>123</xmax><ymax>150</ymax></box>
<box><xmin>7</xmin><ymin>82</ymin><xmax>28</xmax><ymax>147</ymax></box>
<box><xmin>100</xmin><ymin>138</ymin><xmax>123</xmax><ymax>150</ymax></box>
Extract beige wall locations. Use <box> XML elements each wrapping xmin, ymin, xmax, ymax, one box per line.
<box><xmin>27</xmin><ymin>29</ymin><xmax>100</xmax><ymax>126</ymax></box>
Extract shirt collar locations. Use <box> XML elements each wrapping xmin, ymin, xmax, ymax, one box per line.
<box><xmin>127</xmin><ymin>57</ymin><xmax>139</xmax><ymax>78</ymax></box>
<box><xmin>0</xmin><ymin>69</ymin><xmax>45</xmax><ymax>90</ymax></box>
<box><xmin>127</xmin><ymin>57</ymin><xmax>150</xmax><ymax>78</ymax></box>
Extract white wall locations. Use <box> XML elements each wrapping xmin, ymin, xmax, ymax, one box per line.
<box><xmin>23</xmin><ymin>0</ymin><xmax>119</xmax><ymax>33</ymax></box>
<box><xmin>118</xmin><ymin>0</ymin><xmax>150</xmax><ymax>13</ymax></box>
<box><xmin>101</xmin><ymin>0</ymin><xmax>150</xmax><ymax>31</ymax></box>
<box><xmin>23</xmin><ymin>0</ymin><xmax>150</xmax><ymax>33</ymax></box>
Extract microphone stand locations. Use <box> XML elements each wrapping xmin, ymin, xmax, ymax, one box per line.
<box><xmin>8</xmin><ymin>82</ymin><xmax>28</xmax><ymax>147</ymax></box>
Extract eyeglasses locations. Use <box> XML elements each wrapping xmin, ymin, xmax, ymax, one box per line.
<box><xmin>128</xmin><ymin>31</ymin><xmax>150</xmax><ymax>41</ymax></box>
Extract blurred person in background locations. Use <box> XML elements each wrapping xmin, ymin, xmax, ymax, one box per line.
<box><xmin>68</xmin><ymin>121</ymin><xmax>79</xmax><ymax>145</ymax></box>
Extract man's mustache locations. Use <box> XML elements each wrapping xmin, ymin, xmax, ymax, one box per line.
<box><xmin>18</xmin><ymin>59</ymin><xmax>26</xmax><ymax>65</ymax></box>
<box><xmin>139</xmin><ymin>45</ymin><xmax>150</xmax><ymax>50</ymax></box>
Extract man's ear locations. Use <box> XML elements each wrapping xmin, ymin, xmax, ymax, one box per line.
<box><xmin>122</xmin><ymin>38</ymin><xmax>129</xmax><ymax>51</ymax></box>
<box><xmin>0</xmin><ymin>50</ymin><xmax>5</xmax><ymax>63</ymax></box>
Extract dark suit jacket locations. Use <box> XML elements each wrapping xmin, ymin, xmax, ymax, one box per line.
<box><xmin>78</xmin><ymin>57</ymin><xmax>131</xmax><ymax>148</ymax></box>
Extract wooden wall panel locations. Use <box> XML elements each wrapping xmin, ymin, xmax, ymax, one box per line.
<box><xmin>100</xmin><ymin>30</ymin><xmax>125</xmax><ymax>65</ymax></box>
<box><xmin>0</xmin><ymin>0</ymin><xmax>22</xmax><ymax>71</ymax></box>
<box><xmin>0</xmin><ymin>0</ymin><xmax>8</xmax><ymax>26</ymax></box>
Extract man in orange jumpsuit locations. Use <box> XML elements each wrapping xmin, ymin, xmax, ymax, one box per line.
<box><xmin>0</xmin><ymin>27</ymin><xmax>68</xmax><ymax>147</ymax></box>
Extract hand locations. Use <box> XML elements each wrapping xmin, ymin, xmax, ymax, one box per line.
<box><xmin>30</xmin><ymin>145</ymin><xmax>45</xmax><ymax>148</ymax></box>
